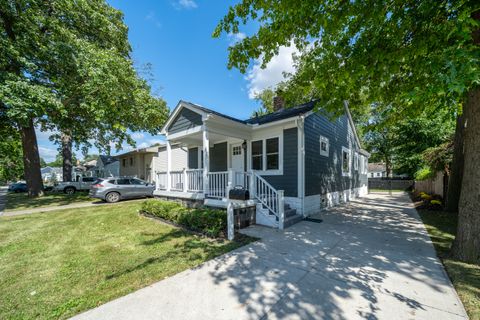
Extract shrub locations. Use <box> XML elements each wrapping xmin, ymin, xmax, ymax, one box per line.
<box><xmin>415</xmin><ymin>167</ymin><xmax>434</xmax><ymax>181</ymax></box>
<box><xmin>430</xmin><ymin>199</ymin><xmax>442</xmax><ymax>206</ymax></box>
<box><xmin>141</xmin><ymin>199</ymin><xmax>227</xmax><ymax>238</ymax></box>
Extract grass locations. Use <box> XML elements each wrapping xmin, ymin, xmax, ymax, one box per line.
<box><xmin>0</xmin><ymin>202</ymin><xmax>253</xmax><ymax>319</ymax></box>
<box><xmin>5</xmin><ymin>191</ymin><xmax>95</xmax><ymax>212</ymax></box>
<box><xmin>418</xmin><ymin>209</ymin><xmax>480</xmax><ymax>320</ymax></box>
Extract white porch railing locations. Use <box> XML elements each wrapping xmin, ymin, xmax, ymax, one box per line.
<box><xmin>186</xmin><ymin>169</ymin><xmax>203</xmax><ymax>192</ymax></box>
<box><xmin>170</xmin><ymin>171</ymin><xmax>184</xmax><ymax>191</ymax></box>
<box><xmin>207</xmin><ymin>171</ymin><xmax>229</xmax><ymax>199</ymax></box>
<box><xmin>250</xmin><ymin>171</ymin><xmax>285</xmax><ymax>229</ymax></box>
<box><xmin>233</xmin><ymin>171</ymin><xmax>251</xmax><ymax>189</ymax></box>
<box><xmin>156</xmin><ymin>172</ymin><xmax>167</xmax><ymax>190</ymax></box>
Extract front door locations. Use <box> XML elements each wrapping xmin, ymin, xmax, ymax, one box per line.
<box><xmin>231</xmin><ymin>143</ymin><xmax>244</xmax><ymax>172</ymax></box>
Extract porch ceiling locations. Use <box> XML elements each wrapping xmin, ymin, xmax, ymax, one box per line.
<box><xmin>169</xmin><ymin>131</ymin><xmax>244</xmax><ymax>147</ymax></box>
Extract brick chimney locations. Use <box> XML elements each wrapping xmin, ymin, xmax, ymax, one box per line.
<box><xmin>273</xmin><ymin>96</ymin><xmax>285</xmax><ymax>112</ymax></box>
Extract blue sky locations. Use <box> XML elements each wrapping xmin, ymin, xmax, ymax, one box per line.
<box><xmin>37</xmin><ymin>0</ymin><xmax>297</xmax><ymax>162</ymax></box>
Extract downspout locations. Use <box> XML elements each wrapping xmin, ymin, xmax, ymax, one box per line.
<box><xmin>297</xmin><ymin>115</ymin><xmax>306</xmax><ymax>217</ymax></box>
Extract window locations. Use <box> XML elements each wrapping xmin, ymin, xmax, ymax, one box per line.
<box><xmin>266</xmin><ymin>138</ymin><xmax>279</xmax><ymax>170</ymax></box>
<box><xmin>251</xmin><ymin>140</ymin><xmax>263</xmax><ymax>170</ymax></box>
<box><xmin>116</xmin><ymin>178</ymin><xmax>130</xmax><ymax>185</ymax></box>
<box><xmin>354</xmin><ymin>152</ymin><xmax>359</xmax><ymax>171</ymax></box>
<box><xmin>122</xmin><ymin>159</ymin><xmax>126</xmax><ymax>167</ymax></box>
<box><xmin>342</xmin><ymin>147</ymin><xmax>351</xmax><ymax>176</ymax></box>
<box><xmin>130</xmin><ymin>179</ymin><xmax>145</xmax><ymax>185</ymax></box>
<box><xmin>232</xmin><ymin>146</ymin><xmax>242</xmax><ymax>155</ymax></box>
<box><xmin>129</xmin><ymin>157</ymin><xmax>134</xmax><ymax>166</ymax></box>
<box><xmin>320</xmin><ymin>136</ymin><xmax>329</xmax><ymax>157</ymax></box>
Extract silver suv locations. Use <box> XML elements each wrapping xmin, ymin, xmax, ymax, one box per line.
<box><xmin>89</xmin><ymin>177</ymin><xmax>155</xmax><ymax>203</ymax></box>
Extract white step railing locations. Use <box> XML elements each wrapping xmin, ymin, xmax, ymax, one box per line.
<box><xmin>207</xmin><ymin>171</ymin><xmax>229</xmax><ymax>199</ymax></box>
<box><xmin>186</xmin><ymin>169</ymin><xmax>203</xmax><ymax>192</ymax></box>
<box><xmin>233</xmin><ymin>171</ymin><xmax>251</xmax><ymax>189</ymax></box>
<box><xmin>170</xmin><ymin>171</ymin><xmax>184</xmax><ymax>191</ymax></box>
<box><xmin>156</xmin><ymin>172</ymin><xmax>167</xmax><ymax>190</ymax></box>
<box><xmin>250</xmin><ymin>171</ymin><xmax>285</xmax><ymax>229</ymax></box>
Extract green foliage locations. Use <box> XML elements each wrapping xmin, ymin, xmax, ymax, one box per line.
<box><xmin>214</xmin><ymin>1</ymin><xmax>479</xmax><ymax>117</ymax></box>
<box><xmin>0</xmin><ymin>125</ymin><xmax>23</xmax><ymax>182</ymax></box>
<box><xmin>141</xmin><ymin>200</ymin><xmax>227</xmax><ymax>238</ymax></box>
<box><xmin>415</xmin><ymin>167</ymin><xmax>434</xmax><ymax>181</ymax></box>
<box><xmin>46</xmin><ymin>152</ymin><xmax>77</xmax><ymax>168</ymax></box>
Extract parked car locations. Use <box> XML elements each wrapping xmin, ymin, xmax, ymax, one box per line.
<box><xmin>54</xmin><ymin>176</ymin><xmax>98</xmax><ymax>194</ymax></box>
<box><xmin>8</xmin><ymin>182</ymin><xmax>28</xmax><ymax>193</ymax></box>
<box><xmin>89</xmin><ymin>177</ymin><xmax>155</xmax><ymax>203</ymax></box>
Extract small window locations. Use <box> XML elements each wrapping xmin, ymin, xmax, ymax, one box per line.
<box><xmin>354</xmin><ymin>152</ymin><xmax>359</xmax><ymax>171</ymax></box>
<box><xmin>251</xmin><ymin>140</ymin><xmax>263</xmax><ymax>170</ymax></box>
<box><xmin>320</xmin><ymin>136</ymin><xmax>329</xmax><ymax>157</ymax></box>
<box><xmin>122</xmin><ymin>159</ymin><xmax>126</xmax><ymax>167</ymax></box>
<box><xmin>107</xmin><ymin>179</ymin><xmax>116</xmax><ymax>184</ymax></box>
<box><xmin>117</xmin><ymin>178</ymin><xmax>130</xmax><ymax>185</ymax></box>
<box><xmin>342</xmin><ymin>147</ymin><xmax>351</xmax><ymax>176</ymax></box>
<box><xmin>232</xmin><ymin>146</ymin><xmax>242</xmax><ymax>156</ymax></box>
<box><xmin>266</xmin><ymin>138</ymin><xmax>279</xmax><ymax>170</ymax></box>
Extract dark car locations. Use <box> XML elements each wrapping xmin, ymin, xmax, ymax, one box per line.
<box><xmin>89</xmin><ymin>177</ymin><xmax>155</xmax><ymax>203</ymax></box>
<box><xmin>8</xmin><ymin>182</ymin><xmax>28</xmax><ymax>193</ymax></box>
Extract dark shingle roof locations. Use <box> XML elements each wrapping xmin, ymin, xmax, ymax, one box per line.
<box><xmin>99</xmin><ymin>155</ymin><xmax>118</xmax><ymax>165</ymax></box>
<box><xmin>182</xmin><ymin>100</ymin><xmax>317</xmax><ymax>125</ymax></box>
<box><xmin>245</xmin><ymin>100</ymin><xmax>318</xmax><ymax>125</ymax></box>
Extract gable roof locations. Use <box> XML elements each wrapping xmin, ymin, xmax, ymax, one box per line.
<box><xmin>245</xmin><ymin>101</ymin><xmax>317</xmax><ymax>125</ymax></box>
<box><xmin>368</xmin><ymin>163</ymin><xmax>386</xmax><ymax>172</ymax></box>
<box><xmin>99</xmin><ymin>155</ymin><xmax>118</xmax><ymax>165</ymax></box>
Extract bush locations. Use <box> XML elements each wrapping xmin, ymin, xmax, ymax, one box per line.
<box><xmin>141</xmin><ymin>199</ymin><xmax>227</xmax><ymax>238</ymax></box>
<box><xmin>415</xmin><ymin>167</ymin><xmax>434</xmax><ymax>181</ymax></box>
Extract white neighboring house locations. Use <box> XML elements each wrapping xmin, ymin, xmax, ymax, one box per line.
<box><xmin>94</xmin><ymin>155</ymin><xmax>119</xmax><ymax>178</ymax></box>
<box><xmin>368</xmin><ymin>163</ymin><xmax>387</xmax><ymax>178</ymax></box>
<box><xmin>41</xmin><ymin>166</ymin><xmax>63</xmax><ymax>184</ymax></box>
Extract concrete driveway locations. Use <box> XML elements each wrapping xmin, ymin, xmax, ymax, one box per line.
<box><xmin>72</xmin><ymin>193</ymin><xmax>467</xmax><ymax>320</ymax></box>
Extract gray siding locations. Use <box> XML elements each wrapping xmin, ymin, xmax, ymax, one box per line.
<box><xmin>304</xmin><ymin>112</ymin><xmax>365</xmax><ymax>196</ymax></box>
<box><xmin>209</xmin><ymin>142</ymin><xmax>227</xmax><ymax>172</ymax></box>
<box><xmin>168</xmin><ymin>108</ymin><xmax>202</xmax><ymax>134</ymax></box>
<box><xmin>262</xmin><ymin>128</ymin><xmax>298</xmax><ymax>197</ymax></box>
<box><xmin>188</xmin><ymin>147</ymin><xmax>198</xmax><ymax>169</ymax></box>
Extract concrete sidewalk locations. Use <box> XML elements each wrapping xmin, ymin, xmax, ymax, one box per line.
<box><xmin>72</xmin><ymin>193</ymin><xmax>467</xmax><ymax>320</ymax></box>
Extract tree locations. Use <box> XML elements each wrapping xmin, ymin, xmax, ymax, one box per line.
<box><xmin>1</xmin><ymin>1</ymin><xmax>168</xmax><ymax>191</ymax></box>
<box><xmin>47</xmin><ymin>152</ymin><xmax>77</xmax><ymax>168</ymax></box>
<box><xmin>0</xmin><ymin>124</ymin><xmax>23</xmax><ymax>182</ymax></box>
<box><xmin>214</xmin><ymin>1</ymin><xmax>480</xmax><ymax>263</ymax></box>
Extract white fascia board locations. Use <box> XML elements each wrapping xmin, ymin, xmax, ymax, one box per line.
<box><xmin>166</xmin><ymin>125</ymin><xmax>203</xmax><ymax>140</ymax></box>
<box><xmin>160</xmin><ymin>101</ymin><xmax>207</xmax><ymax>135</ymax></box>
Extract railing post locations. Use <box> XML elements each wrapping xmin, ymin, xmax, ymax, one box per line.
<box><xmin>278</xmin><ymin>190</ymin><xmax>285</xmax><ymax>230</ymax></box>
<box><xmin>227</xmin><ymin>169</ymin><xmax>234</xmax><ymax>199</ymax></box>
<box><xmin>249</xmin><ymin>170</ymin><xmax>255</xmax><ymax>198</ymax></box>
<box><xmin>183</xmin><ymin>168</ymin><xmax>188</xmax><ymax>192</ymax></box>
<box><xmin>166</xmin><ymin>141</ymin><xmax>172</xmax><ymax>191</ymax></box>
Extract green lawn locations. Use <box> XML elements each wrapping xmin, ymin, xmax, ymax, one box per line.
<box><xmin>5</xmin><ymin>191</ymin><xmax>96</xmax><ymax>212</ymax></box>
<box><xmin>0</xmin><ymin>202</ymin><xmax>252</xmax><ymax>319</ymax></box>
<box><xmin>418</xmin><ymin>210</ymin><xmax>480</xmax><ymax>320</ymax></box>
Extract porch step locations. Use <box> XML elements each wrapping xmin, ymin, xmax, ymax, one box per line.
<box><xmin>284</xmin><ymin>214</ymin><xmax>304</xmax><ymax>228</ymax></box>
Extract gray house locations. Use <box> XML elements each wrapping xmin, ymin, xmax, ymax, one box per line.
<box><xmin>154</xmin><ymin>100</ymin><xmax>369</xmax><ymax>229</ymax></box>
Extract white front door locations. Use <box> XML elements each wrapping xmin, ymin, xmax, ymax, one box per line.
<box><xmin>231</xmin><ymin>143</ymin><xmax>244</xmax><ymax>172</ymax></box>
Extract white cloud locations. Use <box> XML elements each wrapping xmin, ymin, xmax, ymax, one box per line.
<box><xmin>174</xmin><ymin>0</ymin><xmax>198</xmax><ymax>10</ymax></box>
<box><xmin>131</xmin><ymin>132</ymin><xmax>145</xmax><ymax>140</ymax></box>
<box><xmin>245</xmin><ymin>44</ymin><xmax>298</xmax><ymax>99</ymax></box>
<box><xmin>145</xmin><ymin>11</ymin><xmax>162</xmax><ymax>28</ymax></box>
<box><xmin>227</xmin><ymin>32</ymin><xmax>246</xmax><ymax>46</ymax></box>
<box><xmin>38</xmin><ymin>146</ymin><xmax>58</xmax><ymax>162</ymax></box>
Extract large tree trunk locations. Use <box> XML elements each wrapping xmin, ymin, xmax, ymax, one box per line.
<box><xmin>445</xmin><ymin>114</ymin><xmax>465</xmax><ymax>212</ymax></box>
<box><xmin>61</xmin><ymin>132</ymin><xmax>73</xmax><ymax>182</ymax></box>
<box><xmin>451</xmin><ymin>86</ymin><xmax>480</xmax><ymax>263</ymax></box>
<box><xmin>20</xmin><ymin>118</ymin><xmax>44</xmax><ymax>197</ymax></box>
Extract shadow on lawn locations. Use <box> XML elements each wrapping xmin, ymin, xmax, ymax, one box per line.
<box><xmin>5</xmin><ymin>191</ymin><xmax>99</xmax><ymax>210</ymax></box>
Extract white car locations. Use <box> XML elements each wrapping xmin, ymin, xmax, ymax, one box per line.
<box><xmin>54</xmin><ymin>177</ymin><xmax>98</xmax><ymax>194</ymax></box>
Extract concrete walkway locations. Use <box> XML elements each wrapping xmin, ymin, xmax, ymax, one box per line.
<box><xmin>72</xmin><ymin>193</ymin><xmax>467</xmax><ymax>320</ymax></box>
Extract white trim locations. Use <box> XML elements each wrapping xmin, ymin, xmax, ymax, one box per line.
<box><xmin>319</xmin><ymin>135</ymin><xmax>329</xmax><ymax>157</ymax></box>
<box><xmin>297</xmin><ymin>116</ymin><xmax>305</xmax><ymax>216</ymax></box>
<box><xmin>341</xmin><ymin>146</ymin><xmax>351</xmax><ymax>177</ymax></box>
<box><xmin>354</xmin><ymin>151</ymin><xmax>359</xmax><ymax>171</ymax></box>
<box><xmin>167</xmin><ymin>125</ymin><xmax>203</xmax><ymax>140</ymax></box>
<box><xmin>160</xmin><ymin>101</ymin><xmax>207</xmax><ymax>135</ymax></box>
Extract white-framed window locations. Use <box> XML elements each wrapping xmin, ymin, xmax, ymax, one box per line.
<box><xmin>232</xmin><ymin>146</ymin><xmax>242</xmax><ymax>156</ymax></box>
<box><xmin>250</xmin><ymin>135</ymin><xmax>283</xmax><ymax>174</ymax></box>
<box><xmin>342</xmin><ymin>147</ymin><xmax>351</xmax><ymax>177</ymax></box>
<box><xmin>354</xmin><ymin>152</ymin><xmax>359</xmax><ymax>171</ymax></box>
<box><xmin>320</xmin><ymin>136</ymin><xmax>329</xmax><ymax>157</ymax></box>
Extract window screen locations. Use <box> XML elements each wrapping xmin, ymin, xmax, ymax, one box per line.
<box><xmin>251</xmin><ymin>140</ymin><xmax>263</xmax><ymax>170</ymax></box>
<box><xmin>266</xmin><ymin>138</ymin><xmax>279</xmax><ymax>170</ymax></box>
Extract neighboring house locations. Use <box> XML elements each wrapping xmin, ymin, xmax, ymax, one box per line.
<box><xmin>368</xmin><ymin>163</ymin><xmax>387</xmax><ymax>178</ymax></box>
<box><xmin>94</xmin><ymin>155</ymin><xmax>119</xmax><ymax>178</ymax></box>
<box><xmin>41</xmin><ymin>167</ymin><xmax>62</xmax><ymax>183</ymax></box>
<box><xmin>152</xmin><ymin>99</ymin><xmax>369</xmax><ymax>229</ymax></box>
<box><xmin>117</xmin><ymin>145</ymin><xmax>175</xmax><ymax>183</ymax></box>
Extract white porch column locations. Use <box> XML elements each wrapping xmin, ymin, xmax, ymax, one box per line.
<box><xmin>202</xmin><ymin>128</ymin><xmax>209</xmax><ymax>195</ymax></box>
<box><xmin>166</xmin><ymin>140</ymin><xmax>172</xmax><ymax>191</ymax></box>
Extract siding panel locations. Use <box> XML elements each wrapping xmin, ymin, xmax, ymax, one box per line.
<box><xmin>262</xmin><ymin>128</ymin><xmax>298</xmax><ymax>197</ymax></box>
<box><xmin>188</xmin><ymin>147</ymin><xmax>198</xmax><ymax>169</ymax></box>
<box><xmin>209</xmin><ymin>142</ymin><xmax>227</xmax><ymax>172</ymax></box>
<box><xmin>168</xmin><ymin>108</ymin><xmax>202</xmax><ymax>134</ymax></box>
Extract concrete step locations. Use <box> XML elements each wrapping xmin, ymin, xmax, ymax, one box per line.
<box><xmin>284</xmin><ymin>214</ymin><xmax>303</xmax><ymax>228</ymax></box>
